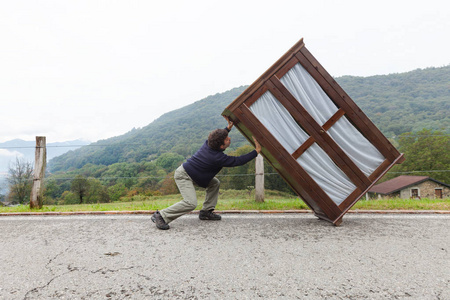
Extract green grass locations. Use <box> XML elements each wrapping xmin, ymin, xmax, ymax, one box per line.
<box><xmin>1</xmin><ymin>190</ymin><xmax>449</xmax><ymax>213</ymax></box>
<box><xmin>352</xmin><ymin>197</ymin><xmax>450</xmax><ymax>210</ymax></box>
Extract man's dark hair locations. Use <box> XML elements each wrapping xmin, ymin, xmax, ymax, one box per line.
<box><xmin>208</xmin><ymin>129</ymin><xmax>229</xmax><ymax>151</ymax></box>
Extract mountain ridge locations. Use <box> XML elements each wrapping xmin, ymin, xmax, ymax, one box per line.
<box><xmin>48</xmin><ymin>65</ymin><xmax>450</xmax><ymax>172</ymax></box>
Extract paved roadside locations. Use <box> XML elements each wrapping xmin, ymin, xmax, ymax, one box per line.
<box><xmin>0</xmin><ymin>213</ymin><xmax>449</xmax><ymax>299</ymax></box>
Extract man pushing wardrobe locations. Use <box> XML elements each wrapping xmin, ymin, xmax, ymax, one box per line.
<box><xmin>152</xmin><ymin>116</ymin><xmax>261</xmax><ymax>230</ymax></box>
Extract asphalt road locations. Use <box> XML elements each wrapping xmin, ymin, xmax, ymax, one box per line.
<box><xmin>0</xmin><ymin>213</ymin><xmax>449</xmax><ymax>299</ymax></box>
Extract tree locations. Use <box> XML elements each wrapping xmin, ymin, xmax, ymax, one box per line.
<box><xmin>386</xmin><ymin>129</ymin><xmax>450</xmax><ymax>183</ymax></box>
<box><xmin>60</xmin><ymin>191</ymin><xmax>78</xmax><ymax>204</ymax></box>
<box><xmin>108</xmin><ymin>183</ymin><xmax>127</xmax><ymax>202</ymax></box>
<box><xmin>6</xmin><ymin>158</ymin><xmax>33</xmax><ymax>204</ymax></box>
<box><xmin>159</xmin><ymin>171</ymin><xmax>178</xmax><ymax>195</ymax></box>
<box><xmin>71</xmin><ymin>175</ymin><xmax>90</xmax><ymax>204</ymax></box>
<box><xmin>85</xmin><ymin>178</ymin><xmax>110</xmax><ymax>203</ymax></box>
<box><xmin>43</xmin><ymin>180</ymin><xmax>60</xmax><ymax>205</ymax></box>
<box><xmin>156</xmin><ymin>153</ymin><xmax>185</xmax><ymax>171</ymax></box>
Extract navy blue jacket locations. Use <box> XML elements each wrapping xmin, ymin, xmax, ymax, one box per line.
<box><xmin>183</xmin><ymin>136</ymin><xmax>257</xmax><ymax>188</ymax></box>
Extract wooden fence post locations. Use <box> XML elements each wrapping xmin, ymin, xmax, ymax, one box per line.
<box><xmin>255</xmin><ymin>154</ymin><xmax>264</xmax><ymax>202</ymax></box>
<box><xmin>30</xmin><ymin>136</ymin><xmax>46</xmax><ymax>209</ymax></box>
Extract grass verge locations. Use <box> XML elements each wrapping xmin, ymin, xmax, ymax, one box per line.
<box><xmin>1</xmin><ymin>190</ymin><xmax>449</xmax><ymax>213</ymax></box>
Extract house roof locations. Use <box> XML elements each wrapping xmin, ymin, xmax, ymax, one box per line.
<box><xmin>369</xmin><ymin>175</ymin><xmax>429</xmax><ymax>195</ymax></box>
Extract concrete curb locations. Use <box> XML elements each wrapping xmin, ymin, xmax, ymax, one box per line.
<box><xmin>0</xmin><ymin>209</ymin><xmax>449</xmax><ymax>216</ymax></box>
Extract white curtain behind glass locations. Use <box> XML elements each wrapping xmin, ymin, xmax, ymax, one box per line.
<box><xmin>280</xmin><ymin>63</ymin><xmax>337</xmax><ymax>125</ymax></box>
<box><xmin>249</xmin><ymin>91</ymin><xmax>309</xmax><ymax>152</ymax></box>
<box><xmin>297</xmin><ymin>144</ymin><xmax>357</xmax><ymax>205</ymax></box>
<box><xmin>281</xmin><ymin>63</ymin><xmax>385</xmax><ymax>176</ymax></box>
<box><xmin>250</xmin><ymin>91</ymin><xmax>356</xmax><ymax>205</ymax></box>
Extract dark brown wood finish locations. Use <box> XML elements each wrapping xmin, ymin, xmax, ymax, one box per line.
<box><xmin>295</xmin><ymin>49</ymin><xmax>400</xmax><ymax>162</ymax></box>
<box><xmin>322</xmin><ymin>108</ymin><xmax>346</xmax><ymax>130</ymax></box>
<box><xmin>276</xmin><ymin>58</ymin><xmax>350</xmax><ymax>181</ymax></box>
<box><xmin>368</xmin><ymin>159</ymin><xmax>395</xmax><ymax>182</ymax></box>
<box><xmin>225</xmin><ymin>39</ymin><xmax>305</xmax><ymax>113</ymax></box>
<box><xmin>292</xmin><ymin>138</ymin><xmax>315</xmax><ymax>160</ymax></box>
<box><xmin>244</xmin><ymin>85</ymin><xmax>269</xmax><ymax>108</ymax></box>
<box><xmin>267</xmin><ymin>77</ymin><xmax>372</xmax><ymax>190</ymax></box>
<box><xmin>338</xmin><ymin>187</ymin><xmax>364</xmax><ymax>210</ymax></box>
<box><xmin>338</xmin><ymin>153</ymin><xmax>405</xmax><ymax>215</ymax></box>
<box><xmin>222</xmin><ymin>38</ymin><xmax>404</xmax><ymax>224</ymax></box>
<box><xmin>235</xmin><ymin>105</ymin><xmax>341</xmax><ymax>219</ymax></box>
<box><xmin>292</xmin><ymin>108</ymin><xmax>346</xmax><ymax>159</ymax></box>
<box><xmin>275</xmin><ymin>56</ymin><xmax>300</xmax><ymax>79</ymax></box>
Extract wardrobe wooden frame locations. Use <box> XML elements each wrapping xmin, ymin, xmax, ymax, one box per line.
<box><xmin>222</xmin><ymin>38</ymin><xmax>404</xmax><ymax>225</ymax></box>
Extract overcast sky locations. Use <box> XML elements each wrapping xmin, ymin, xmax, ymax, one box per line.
<box><xmin>1</xmin><ymin>0</ymin><xmax>449</xmax><ymax>145</ymax></box>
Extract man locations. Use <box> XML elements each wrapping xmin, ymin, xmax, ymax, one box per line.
<box><xmin>152</xmin><ymin>116</ymin><xmax>261</xmax><ymax>230</ymax></box>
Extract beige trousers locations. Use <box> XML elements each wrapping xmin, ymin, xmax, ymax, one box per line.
<box><xmin>160</xmin><ymin>165</ymin><xmax>220</xmax><ymax>223</ymax></box>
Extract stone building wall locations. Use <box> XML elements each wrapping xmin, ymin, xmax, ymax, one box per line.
<box><xmin>399</xmin><ymin>180</ymin><xmax>450</xmax><ymax>199</ymax></box>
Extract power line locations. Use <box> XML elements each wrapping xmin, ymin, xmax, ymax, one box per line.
<box><xmin>2</xmin><ymin>171</ymin><xmax>448</xmax><ymax>180</ymax></box>
<box><xmin>389</xmin><ymin>170</ymin><xmax>450</xmax><ymax>174</ymax></box>
<box><xmin>0</xmin><ymin>144</ymin><xmax>141</xmax><ymax>149</ymax></box>
<box><xmin>42</xmin><ymin>173</ymin><xmax>281</xmax><ymax>181</ymax></box>
<box><xmin>393</xmin><ymin>135</ymin><xmax>450</xmax><ymax>138</ymax></box>
<box><xmin>1</xmin><ymin>134</ymin><xmax>448</xmax><ymax>150</ymax></box>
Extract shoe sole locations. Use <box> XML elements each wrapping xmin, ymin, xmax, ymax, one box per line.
<box><xmin>199</xmin><ymin>217</ymin><xmax>221</xmax><ymax>221</ymax></box>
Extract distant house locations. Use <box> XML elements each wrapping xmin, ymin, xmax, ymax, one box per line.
<box><xmin>369</xmin><ymin>175</ymin><xmax>450</xmax><ymax>199</ymax></box>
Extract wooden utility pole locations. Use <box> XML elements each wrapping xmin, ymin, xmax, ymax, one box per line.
<box><xmin>30</xmin><ymin>136</ymin><xmax>46</xmax><ymax>209</ymax></box>
<box><xmin>255</xmin><ymin>154</ymin><xmax>264</xmax><ymax>202</ymax></box>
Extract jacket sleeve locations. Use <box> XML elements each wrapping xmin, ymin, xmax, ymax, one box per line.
<box><xmin>218</xmin><ymin>150</ymin><xmax>258</xmax><ymax>168</ymax></box>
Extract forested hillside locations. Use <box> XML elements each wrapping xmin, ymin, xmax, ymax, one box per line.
<box><xmin>49</xmin><ymin>87</ymin><xmax>249</xmax><ymax>172</ymax></box>
<box><xmin>4</xmin><ymin>65</ymin><xmax>442</xmax><ymax>204</ymax></box>
<box><xmin>49</xmin><ymin>65</ymin><xmax>449</xmax><ymax>173</ymax></box>
<box><xmin>338</xmin><ymin>65</ymin><xmax>449</xmax><ymax>137</ymax></box>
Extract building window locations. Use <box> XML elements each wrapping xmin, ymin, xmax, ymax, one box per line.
<box><xmin>411</xmin><ymin>188</ymin><xmax>420</xmax><ymax>199</ymax></box>
<box><xmin>435</xmin><ymin>189</ymin><xmax>443</xmax><ymax>199</ymax></box>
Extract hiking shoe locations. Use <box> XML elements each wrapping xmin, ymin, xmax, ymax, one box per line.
<box><xmin>151</xmin><ymin>210</ymin><xmax>170</xmax><ymax>230</ymax></box>
<box><xmin>199</xmin><ymin>210</ymin><xmax>221</xmax><ymax>221</ymax></box>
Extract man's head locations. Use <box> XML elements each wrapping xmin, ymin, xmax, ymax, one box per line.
<box><xmin>208</xmin><ymin>129</ymin><xmax>231</xmax><ymax>151</ymax></box>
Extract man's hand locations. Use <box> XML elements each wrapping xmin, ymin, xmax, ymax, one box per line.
<box><xmin>223</xmin><ymin>115</ymin><xmax>234</xmax><ymax>131</ymax></box>
<box><xmin>252</xmin><ymin>136</ymin><xmax>262</xmax><ymax>154</ymax></box>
